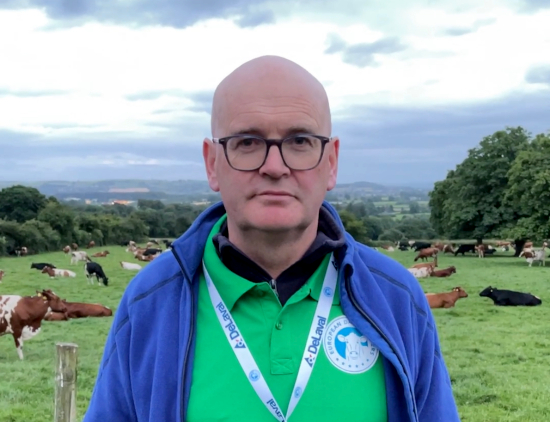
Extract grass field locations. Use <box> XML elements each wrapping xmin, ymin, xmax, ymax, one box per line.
<box><xmin>2</xmin><ymin>246</ymin><xmax>550</xmax><ymax>421</ymax></box>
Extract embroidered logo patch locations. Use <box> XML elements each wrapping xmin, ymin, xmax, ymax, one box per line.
<box><xmin>322</xmin><ymin>316</ymin><xmax>379</xmax><ymax>374</ymax></box>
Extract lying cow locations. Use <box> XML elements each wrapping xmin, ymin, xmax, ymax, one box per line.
<box><xmin>425</xmin><ymin>287</ymin><xmax>468</xmax><ymax>309</ymax></box>
<box><xmin>41</xmin><ymin>266</ymin><xmax>76</xmax><ymax>278</ymax></box>
<box><xmin>479</xmin><ymin>286</ymin><xmax>542</xmax><ymax>306</ymax></box>
<box><xmin>430</xmin><ymin>266</ymin><xmax>456</xmax><ymax>278</ymax></box>
<box><xmin>30</xmin><ymin>262</ymin><xmax>57</xmax><ymax>270</ymax></box>
<box><xmin>44</xmin><ymin>298</ymin><xmax>113</xmax><ymax>321</ymax></box>
<box><xmin>0</xmin><ymin>289</ymin><xmax>67</xmax><ymax>359</ymax></box>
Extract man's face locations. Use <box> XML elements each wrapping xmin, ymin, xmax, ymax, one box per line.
<box><xmin>204</xmin><ymin>60</ymin><xmax>339</xmax><ymax>235</ymax></box>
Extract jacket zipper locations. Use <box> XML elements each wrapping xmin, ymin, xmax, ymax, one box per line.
<box><xmin>170</xmin><ymin>249</ymin><xmax>195</xmax><ymax>422</ymax></box>
<box><xmin>345</xmin><ymin>274</ymin><xmax>419</xmax><ymax>422</ymax></box>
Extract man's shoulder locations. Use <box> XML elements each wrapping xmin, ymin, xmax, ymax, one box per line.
<box><xmin>348</xmin><ymin>238</ymin><xmax>429</xmax><ymax>310</ymax></box>
<box><xmin>122</xmin><ymin>251</ymin><xmax>185</xmax><ymax>307</ymax></box>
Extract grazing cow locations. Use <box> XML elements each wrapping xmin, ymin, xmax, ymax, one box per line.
<box><xmin>41</xmin><ymin>266</ymin><xmax>77</xmax><ymax>278</ymax></box>
<box><xmin>433</xmin><ymin>242</ymin><xmax>445</xmax><ymax>251</ymax></box>
<box><xmin>92</xmin><ymin>250</ymin><xmax>110</xmax><ymax>258</ymax></box>
<box><xmin>414</xmin><ymin>247</ymin><xmax>438</xmax><ymax>262</ymax></box>
<box><xmin>425</xmin><ymin>287</ymin><xmax>468</xmax><ymax>309</ymax></box>
<box><xmin>85</xmin><ymin>262</ymin><xmax>109</xmax><ymax>286</ymax></box>
<box><xmin>412</xmin><ymin>255</ymin><xmax>438</xmax><ymax>270</ymax></box>
<box><xmin>479</xmin><ymin>286</ymin><xmax>542</xmax><ymax>306</ymax></box>
<box><xmin>30</xmin><ymin>263</ymin><xmax>57</xmax><ymax>270</ymax></box>
<box><xmin>430</xmin><ymin>266</ymin><xmax>457</xmax><ymax>277</ymax></box>
<box><xmin>411</xmin><ymin>241</ymin><xmax>431</xmax><ymax>251</ymax></box>
<box><xmin>87</xmin><ymin>240</ymin><xmax>95</xmax><ymax>249</ymax></box>
<box><xmin>0</xmin><ymin>289</ymin><xmax>67</xmax><ymax>359</ymax></box>
<box><xmin>407</xmin><ymin>266</ymin><xmax>433</xmax><ymax>278</ymax></box>
<box><xmin>45</xmin><ymin>299</ymin><xmax>112</xmax><ymax>321</ymax></box>
<box><xmin>120</xmin><ymin>261</ymin><xmax>142</xmax><ymax>271</ymax></box>
<box><xmin>454</xmin><ymin>244</ymin><xmax>476</xmax><ymax>256</ymax></box>
<box><xmin>520</xmin><ymin>242</ymin><xmax>547</xmax><ymax>266</ymax></box>
<box><xmin>0</xmin><ymin>270</ymin><xmax>4</xmax><ymax>282</ymax></box>
<box><xmin>71</xmin><ymin>251</ymin><xmax>91</xmax><ymax>265</ymax></box>
<box><xmin>63</xmin><ymin>245</ymin><xmax>71</xmax><ymax>254</ymax></box>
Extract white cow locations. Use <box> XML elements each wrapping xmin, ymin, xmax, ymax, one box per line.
<box><xmin>337</xmin><ymin>331</ymin><xmax>367</xmax><ymax>360</ymax></box>
<box><xmin>120</xmin><ymin>261</ymin><xmax>142</xmax><ymax>271</ymax></box>
<box><xmin>70</xmin><ymin>251</ymin><xmax>91</xmax><ymax>265</ymax></box>
<box><xmin>407</xmin><ymin>267</ymin><xmax>432</xmax><ymax>278</ymax></box>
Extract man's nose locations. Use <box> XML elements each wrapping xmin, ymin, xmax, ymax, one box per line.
<box><xmin>259</xmin><ymin>145</ymin><xmax>291</xmax><ymax>177</ymax></box>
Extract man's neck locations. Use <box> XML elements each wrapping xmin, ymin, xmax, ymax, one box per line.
<box><xmin>226</xmin><ymin>220</ymin><xmax>319</xmax><ymax>279</ymax></box>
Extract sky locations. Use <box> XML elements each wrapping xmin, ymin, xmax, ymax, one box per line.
<box><xmin>0</xmin><ymin>1</ymin><xmax>549</xmax><ymax>188</ymax></box>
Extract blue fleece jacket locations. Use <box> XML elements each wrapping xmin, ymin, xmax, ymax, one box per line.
<box><xmin>83</xmin><ymin>201</ymin><xmax>461</xmax><ymax>422</ymax></box>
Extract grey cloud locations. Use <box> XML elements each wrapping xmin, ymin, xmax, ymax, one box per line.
<box><xmin>2</xmin><ymin>89</ymin><xmax>549</xmax><ymax>186</ymax></box>
<box><xmin>185</xmin><ymin>91</ymin><xmax>213</xmax><ymax>114</ymax></box>
<box><xmin>0</xmin><ymin>0</ymin><xmax>277</xmax><ymax>29</ymax></box>
<box><xmin>125</xmin><ymin>89</ymin><xmax>187</xmax><ymax>101</ymax></box>
<box><xmin>525</xmin><ymin>65</ymin><xmax>550</xmax><ymax>85</ymax></box>
<box><xmin>522</xmin><ymin>0</ymin><xmax>550</xmax><ymax>11</ymax></box>
<box><xmin>325</xmin><ymin>34</ymin><xmax>406</xmax><ymax>68</ymax></box>
<box><xmin>124</xmin><ymin>89</ymin><xmax>213</xmax><ymax>114</ymax></box>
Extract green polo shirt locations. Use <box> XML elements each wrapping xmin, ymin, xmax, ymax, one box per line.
<box><xmin>187</xmin><ymin>215</ymin><xmax>387</xmax><ymax>421</ymax></box>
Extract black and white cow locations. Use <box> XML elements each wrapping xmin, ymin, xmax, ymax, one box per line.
<box><xmin>84</xmin><ymin>262</ymin><xmax>109</xmax><ymax>286</ymax></box>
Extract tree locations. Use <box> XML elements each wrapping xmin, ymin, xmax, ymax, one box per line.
<box><xmin>338</xmin><ymin>211</ymin><xmax>368</xmax><ymax>243</ymax></box>
<box><xmin>504</xmin><ymin>133</ymin><xmax>550</xmax><ymax>245</ymax></box>
<box><xmin>0</xmin><ymin>185</ymin><xmax>48</xmax><ymax>223</ymax></box>
<box><xmin>409</xmin><ymin>202</ymin><xmax>420</xmax><ymax>214</ymax></box>
<box><xmin>429</xmin><ymin>127</ymin><xmax>531</xmax><ymax>242</ymax></box>
<box><xmin>38</xmin><ymin>202</ymin><xmax>75</xmax><ymax>244</ymax></box>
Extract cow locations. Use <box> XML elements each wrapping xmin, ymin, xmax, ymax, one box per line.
<box><xmin>143</xmin><ymin>248</ymin><xmax>162</xmax><ymax>256</ymax></box>
<box><xmin>162</xmin><ymin>240</ymin><xmax>172</xmax><ymax>248</ymax></box>
<box><xmin>337</xmin><ymin>330</ymin><xmax>367</xmax><ymax>360</ymax></box>
<box><xmin>85</xmin><ymin>262</ymin><xmax>109</xmax><ymax>286</ymax></box>
<box><xmin>414</xmin><ymin>247</ymin><xmax>438</xmax><ymax>262</ymax></box>
<box><xmin>412</xmin><ymin>255</ymin><xmax>438</xmax><ymax>270</ymax></box>
<box><xmin>0</xmin><ymin>289</ymin><xmax>67</xmax><ymax>359</ymax></box>
<box><xmin>381</xmin><ymin>245</ymin><xmax>395</xmax><ymax>252</ymax></box>
<box><xmin>425</xmin><ymin>287</ymin><xmax>468</xmax><ymax>309</ymax></box>
<box><xmin>454</xmin><ymin>244</ymin><xmax>476</xmax><ymax>256</ymax></box>
<box><xmin>87</xmin><ymin>240</ymin><xmax>95</xmax><ymax>249</ymax></box>
<box><xmin>71</xmin><ymin>251</ymin><xmax>91</xmax><ymax>265</ymax></box>
<box><xmin>30</xmin><ymin>263</ymin><xmax>57</xmax><ymax>270</ymax></box>
<box><xmin>398</xmin><ymin>244</ymin><xmax>409</xmax><ymax>251</ymax></box>
<box><xmin>479</xmin><ymin>286</ymin><xmax>542</xmax><ymax>306</ymax></box>
<box><xmin>0</xmin><ymin>270</ymin><xmax>4</xmax><ymax>283</ymax></box>
<box><xmin>92</xmin><ymin>250</ymin><xmax>110</xmax><ymax>258</ymax></box>
<box><xmin>442</xmin><ymin>244</ymin><xmax>455</xmax><ymax>254</ymax></box>
<box><xmin>44</xmin><ymin>299</ymin><xmax>112</xmax><ymax>321</ymax></box>
<box><xmin>120</xmin><ymin>261</ymin><xmax>142</xmax><ymax>270</ymax></box>
<box><xmin>71</xmin><ymin>243</ymin><xmax>78</xmax><ymax>250</ymax></box>
<box><xmin>408</xmin><ymin>266</ymin><xmax>433</xmax><ymax>278</ymax></box>
<box><xmin>41</xmin><ymin>266</ymin><xmax>77</xmax><ymax>278</ymax></box>
<box><xmin>63</xmin><ymin>245</ymin><xmax>71</xmax><ymax>254</ymax></box>
<box><xmin>519</xmin><ymin>242</ymin><xmax>547</xmax><ymax>266</ymax></box>
<box><xmin>411</xmin><ymin>241</ymin><xmax>431</xmax><ymax>251</ymax></box>
<box><xmin>430</xmin><ymin>266</ymin><xmax>456</xmax><ymax>277</ymax></box>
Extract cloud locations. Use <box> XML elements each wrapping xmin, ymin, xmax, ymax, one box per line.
<box><xmin>0</xmin><ymin>0</ymin><xmax>278</xmax><ymax>29</ymax></box>
<box><xmin>522</xmin><ymin>0</ymin><xmax>550</xmax><ymax>11</ymax></box>
<box><xmin>324</xmin><ymin>33</ymin><xmax>407</xmax><ymax>67</ymax></box>
<box><xmin>0</xmin><ymin>88</ymin><xmax>69</xmax><ymax>97</ymax></box>
<box><xmin>525</xmin><ymin>64</ymin><xmax>550</xmax><ymax>85</ymax></box>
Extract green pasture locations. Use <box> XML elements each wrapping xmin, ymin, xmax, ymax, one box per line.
<box><xmin>2</xmin><ymin>246</ymin><xmax>550</xmax><ymax>421</ymax></box>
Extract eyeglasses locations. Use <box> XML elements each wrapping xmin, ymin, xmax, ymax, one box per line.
<box><xmin>212</xmin><ymin>134</ymin><xmax>332</xmax><ymax>171</ymax></box>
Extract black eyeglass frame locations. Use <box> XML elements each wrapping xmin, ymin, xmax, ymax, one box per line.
<box><xmin>212</xmin><ymin>134</ymin><xmax>332</xmax><ymax>171</ymax></box>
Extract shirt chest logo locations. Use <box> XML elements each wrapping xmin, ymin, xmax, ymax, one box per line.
<box><xmin>322</xmin><ymin>316</ymin><xmax>379</xmax><ymax>374</ymax></box>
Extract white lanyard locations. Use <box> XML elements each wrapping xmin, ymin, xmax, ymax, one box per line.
<box><xmin>202</xmin><ymin>253</ymin><xmax>338</xmax><ymax>422</ymax></box>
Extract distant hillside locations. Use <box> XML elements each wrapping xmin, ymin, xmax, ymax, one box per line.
<box><xmin>0</xmin><ymin>179</ymin><xmax>431</xmax><ymax>203</ymax></box>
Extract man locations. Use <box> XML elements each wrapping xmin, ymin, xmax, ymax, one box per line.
<box><xmin>83</xmin><ymin>56</ymin><xmax>460</xmax><ymax>422</ymax></box>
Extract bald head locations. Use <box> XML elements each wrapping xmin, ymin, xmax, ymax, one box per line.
<box><xmin>211</xmin><ymin>56</ymin><xmax>331</xmax><ymax>137</ymax></box>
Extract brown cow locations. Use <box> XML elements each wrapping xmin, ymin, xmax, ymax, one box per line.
<box><xmin>87</xmin><ymin>240</ymin><xmax>95</xmax><ymax>249</ymax></box>
<box><xmin>425</xmin><ymin>287</ymin><xmax>468</xmax><ymax>309</ymax></box>
<box><xmin>92</xmin><ymin>250</ymin><xmax>110</xmax><ymax>258</ymax></box>
<box><xmin>412</xmin><ymin>255</ymin><xmax>438</xmax><ymax>270</ymax></box>
<box><xmin>63</xmin><ymin>245</ymin><xmax>71</xmax><ymax>254</ymax></box>
<box><xmin>0</xmin><ymin>289</ymin><xmax>67</xmax><ymax>359</ymax></box>
<box><xmin>430</xmin><ymin>266</ymin><xmax>457</xmax><ymax>277</ymax></box>
<box><xmin>71</xmin><ymin>243</ymin><xmax>78</xmax><ymax>250</ymax></box>
<box><xmin>414</xmin><ymin>247</ymin><xmax>439</xmax><ymax>262</ymax></box>
<box><xmin>44</xmin><ymin>299</ymin><xmax>112</xmax><ymax>321</ymax></box>
<box><xmin>0</xmin><ymin>270</ymin><xmax>4</xmax><ymax>282</ymax></box>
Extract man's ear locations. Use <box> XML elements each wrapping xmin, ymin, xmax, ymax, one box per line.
<box><xmin>203</xmin><ymin>138</ymin><xmax>220</xmax><ymax>192</ymax></box>
<box><xmin>327</xmin><ymin>137</ymin><xmax>339</xmax><ymax>191</ymax></box>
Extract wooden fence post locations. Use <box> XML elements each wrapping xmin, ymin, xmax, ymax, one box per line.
<box><xmin>54</xmin><ymin>342</ymin><xmax>79</xmax><ymax>422</ymax></box>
